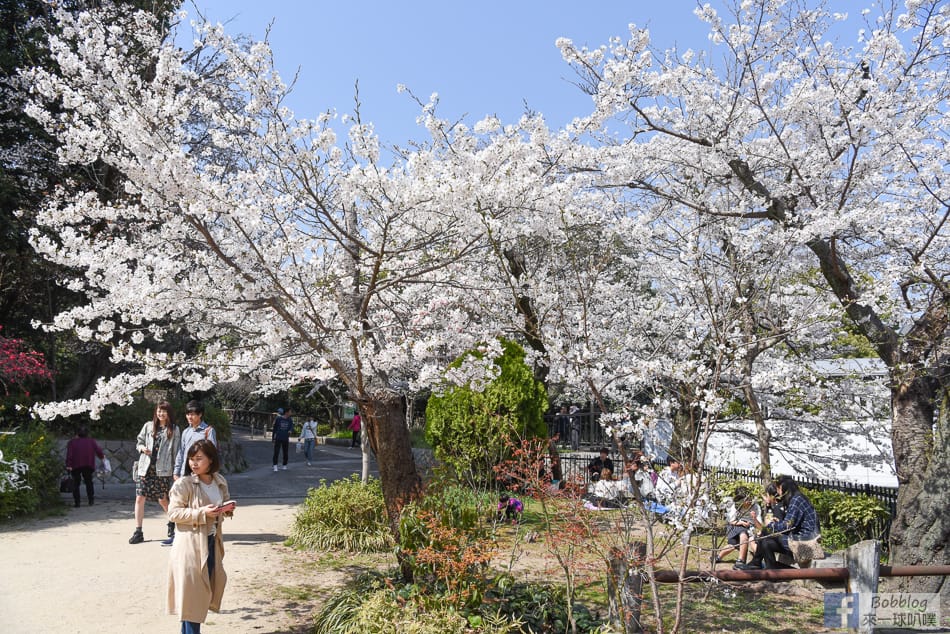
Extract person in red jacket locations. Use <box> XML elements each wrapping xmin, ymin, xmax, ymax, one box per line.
<box><xmin>65</xmin><ymin>425</ymin><xmax>104</xmax><ymax>507</ymax></box>
<box><xmin>348</xmin><ymin>412</ymin><xmax>362</xmax><ymax>448</ymax></box>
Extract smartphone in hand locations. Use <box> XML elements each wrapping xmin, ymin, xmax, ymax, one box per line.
<box><xmin>215</xmin><ymin>500</ymin><xmax>236</xmax><ymax>513</ymax></box>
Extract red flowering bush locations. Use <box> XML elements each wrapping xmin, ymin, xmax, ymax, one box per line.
<box><xmin>0</xmin><ymin>327</ymin><xmax>53</xmax><ymax>396</ymax></box>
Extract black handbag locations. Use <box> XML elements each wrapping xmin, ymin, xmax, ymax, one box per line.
<box><xmin>59</xmin><ymin>473</ymin><xmax>75</xmax><ymax>493</ymax></box>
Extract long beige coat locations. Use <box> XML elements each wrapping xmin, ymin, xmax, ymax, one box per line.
<box><xmin>166</xmin><ymin>473</ymin><xmax>230</xmax><ymax>623</ymax></box>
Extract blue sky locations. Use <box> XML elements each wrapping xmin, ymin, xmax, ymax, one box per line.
<box><xmin>186</xmin><ymin>1</ymin><xmax>713</xmax><ymax>145</ymax></box>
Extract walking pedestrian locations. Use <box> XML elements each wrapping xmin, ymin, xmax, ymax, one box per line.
<box><xmin>167</xmin><ymin>439</ymin><xmax>234</xmax><ymax>634</ymax></box>
<box><xmin>348</xmin><ymin>411</ymin><xmax>362</xmax><ymax>448</ymax></box>
<box><xmin>174</xmin><ymin>401</ymin><xmax>218</xmax><ymax>480</ymax></box>
<box><xmin>272</xmin><ymin>407</ymin><xmax>294</xmax><ymax>470</ymax></box>
<box><xmin>65</xmin><ymin>425</ymin><xmax>104</xmax><ymax>507</ymax></box>
<box><xmin>300</xmin><ymin>416</ymin><xmax>317</xmax><ymax>466</ymax></box>
<box><xmin>171</xmin><ymin>400</ymin><xmax>218</xmax><ymax>546</ymax></box>
<box><xmin>129</xmin><ymin>401</ymin><xmax>181</xmax><ymax>546</ymax></box>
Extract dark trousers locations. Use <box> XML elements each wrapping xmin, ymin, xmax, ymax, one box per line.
<box><xmin>350</xmin><ymin>430</ymin><xmax>360</xmax><ymax>448</ymax></box>
<box><xmin>272</xmin><ymin>439</ymin><xmax>289</xmax><ymax>465</ymax></box>
<box><xmin>71</xmin><ymin>466</ymin><xmax>95</xmax><ymax>505</ymax></box>
<box><xmin>755</xmin><ymin>535</ymin><xmax>793</xmax><ymax>569</ymax></box>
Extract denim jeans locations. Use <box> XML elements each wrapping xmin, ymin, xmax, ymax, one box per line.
<box><xmin>181</xmin><ymin>621</ymin><xmax>200</xmax><ymax>634</ymax></box>
<box><xmin>181</xmin><ymin>534</ymin><xmax>216</xmax><ymax>634</ymax></box>
<box><xmin>303</xmin><ymin>438</ymin><xmax>315</xmax><ymax>462</ymax></box>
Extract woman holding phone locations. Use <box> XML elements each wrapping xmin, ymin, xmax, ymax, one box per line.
<box><xmin>166</xmin><ymin>439</ymin><xmax>235</xmax><ymax>633</ymax></box>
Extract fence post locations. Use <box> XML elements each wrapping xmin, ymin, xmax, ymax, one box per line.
<box><xmin>845</xmin><ymin>540</ymin><xmax>881</xmax><ymax>634</ymax></box>
<box><xmin>607</xmin><ymin>541</ymin><xmax>646</xmax><ymax>633</ymax></box>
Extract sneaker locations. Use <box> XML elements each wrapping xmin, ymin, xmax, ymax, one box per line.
<box><xmin>161</xmin><ymin>536</ymin><xmax>173</xmax><ymax>546</ymax></box>
<box><xmin>129</xmin><ymin>530</ymin><xmax>144</xmax><ymax>545</ymax></box>
<box><xmin>307</xmin><ymin>461</ymin><xmax>311</xmax><ymax>466</ymax></box>
<box><xmin>273</xmin><ymin>465</ymin><xmax>278</xmax><ymax>472</ymax></box>
<box><xmin>281</xmin><ymin>465</ymin><xmax>287</xmax><ymax>471</ymax></box>
<box><xmin>734</xmin><ymin>561</ymin><xmax>761</xmax><ymax>571</ymax></box>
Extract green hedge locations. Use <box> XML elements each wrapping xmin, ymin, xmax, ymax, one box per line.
<box><xmin>0</xmin><ymin>424</ymin><xmax>62</xmax><ymax>520</ymax></box>
<box><xmin>801</xmin><ymin>486</ymin><xmax>889</xmax><ymax>553</ymax></box>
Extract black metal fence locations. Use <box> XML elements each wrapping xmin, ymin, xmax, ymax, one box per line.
<box><xmin>554</xmin><ymin>452</ymin><xmax>896</xmax><ymax>508</ymax></box>
<box><xmin>545</xmin><ymin>411</ymin><xmax>611</xmax><ymax>449</ymax></box>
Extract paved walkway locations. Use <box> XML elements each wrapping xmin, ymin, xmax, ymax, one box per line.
<box><xmin>0</xmin><ymin>431</ymin><xmax>376</xmax><ymax>634</ymax></box>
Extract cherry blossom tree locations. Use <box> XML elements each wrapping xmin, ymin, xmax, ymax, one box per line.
<box><xmin>23</xmin><ymin>5</ymin><xmax>514</xmax><ymax>545</ymax></box>
<box><xmin>558</xmin><ymin>0</ymin><xmax>949</xmax><ymax>592</ymax></box>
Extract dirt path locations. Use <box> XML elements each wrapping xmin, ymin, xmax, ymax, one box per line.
<box><xmin>0</xmin><ymin>436</ymin><xmax>370</xmax><ymax>634</ymax></box>
<box><xmin>0</xmin><ymin>498</ymin><xmax>333</xmax><ymax>633</ymax></box>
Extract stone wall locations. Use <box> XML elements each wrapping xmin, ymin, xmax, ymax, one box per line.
<box><xmin>56</xmin><ymin>438</ymin><xmax>248</xmax><ymax>484</ymax></box>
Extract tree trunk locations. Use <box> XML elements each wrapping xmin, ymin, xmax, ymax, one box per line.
<box><xmin>670</xmin><ymin>385</ymin><xmax>701</xmax><ymax>465</ymax></box>
<box><xmin>359</xmin><ymin>392</ymin><xmax>423</xmax><ymax>549</ymax></box>
<box><xmin>886</xmin><ymin>376</ymin><xmax>949</xmax><ymax>598</ymax></box>
<box><xmin>607</xmin><ymin>542</ymin><xmax>646</xmax><ymax>633</ymax></box>
<box><xmin>742</xmin><ymin>382</ymin><xmax>772</xmax><ymax>484</ymax></box>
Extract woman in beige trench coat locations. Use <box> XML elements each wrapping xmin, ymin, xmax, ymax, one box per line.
<box><xmin>166</xmin><ymin>439</ymin><xmax>234</xmax><ymax>633</ymax></box>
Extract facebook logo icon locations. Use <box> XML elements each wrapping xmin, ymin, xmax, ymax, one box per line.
<box><xmin>824</xmin><ymin>592</ymin><xmax>860</xmax><ymax>628</ymax></box>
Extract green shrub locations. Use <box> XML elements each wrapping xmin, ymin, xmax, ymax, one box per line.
<box><xmin>0</xmin><ymin>424</ymin><xmax>63</xmax><ymax>520</ymax></box>
<box><xmin>397</xmin><ymin>484</ymin><xmax>497</xmax><ymax>608</ymax></box>
<box><xmin>314</xmin><ymin>570</ymin><xmax>602</xmax><ymax>634</ymax></box>
<box><xmin>316</xmin><ymin>423</ymin><xmax>332</xmax><ymax>436</ymax></box>
<box><xmin>801</xmin><ymin>487</ymin><xmax>889</xmax><ymax>552</ymax></box>
<box><xmin>288</xmin><ymin>475</ymin><xmax>392</xmax><ymax>552</ymax></box>
<box><xmin>425</xmin><ymin>339</ymin><xmax>547</xmax><ymax>486</ymax></box>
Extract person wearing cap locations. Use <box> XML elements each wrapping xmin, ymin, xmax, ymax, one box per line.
<box><xmin>271</xmin><ymin>407</ymin><xmax>294</xmax><ymax>471</ymax></box>
<box><xmin>170</xmin><ymin>400</ymin><xmax>218</xmax><ymax>546</ymax></box>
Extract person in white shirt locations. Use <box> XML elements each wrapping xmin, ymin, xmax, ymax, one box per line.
<box><xmin>300</xmin><ymin>417</ymin><xmax>318</xmax><ymax>466</ymax></box>
<box><xmin>654</xmin><ymin>457</ymin><xmax>685</xmax><ymax>506</ymax></box>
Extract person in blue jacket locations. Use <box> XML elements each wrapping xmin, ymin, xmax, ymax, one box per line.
<box><xmin>271</xmin><ymin>407</ymin><xmax>294</xmax><ymax>471</ymax></box>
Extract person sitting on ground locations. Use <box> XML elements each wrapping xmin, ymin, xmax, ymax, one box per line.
<box><xmin>715</xmin><ymin>487</ymin><xmax>760</xmax><ymax>568</ymax></box>
<box><xmin>747</xmin><ymin>482</ymin><xmax>785</xmax><ymax>560</ymax></box>
<box><xmin>623</xmin><ymin>454</ymin><xmax>657</xmax><ymax>502</ymax></box>
<box><xmin>497</xmin><ymin>494</ymin><xmax>524</xmax><ymax>523</ymax></box>
<box><xmin>654</xmin><ymin>457</ymin><xmax>685</xmax><ymax>506</ymax></box>
<box><xmin>737</xmin><ymin>476</ymin><xmax>819</xmax><ymax>570</ymax></box>
<box><xmin>587</xmin><ymin>448</ymin><xmax>614</xmax><ymax>481</ymax></box>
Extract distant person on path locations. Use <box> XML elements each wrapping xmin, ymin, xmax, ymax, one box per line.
<box><xmin>348</xmin><ymin>411</ymin><xmax>362</xmax><ymax>448</ymax></box>
<box><xmin>65</xmin><ymin>425</ymin><xmax>104</xmax><ymax>507</ymax></box>
<box><xmin>300</xmin><ymin>416</ymin><xmax>318</xmax><ymax>466</ymax></box>
<box><xmin>272</xmin><ymin>407</ymin><xmax>294</xmax><ymax>470</ymax></box>
<box><xmin>553</xmin><ymin>405</ymin><xmax>569</xmax><ymax>441</ymax></box>
<box><xmin>167</xmin><ymin>439</ymin><xmax>234</xmax><ymax>634</ymax></box>
<box><xmin>568</xmin><ymin>404</ymin><xmax>581</xmax><ymax>450</ymax></box>
<box><xmin>129</xmin><ymin>401</ymin><xmax>181</xmax><ymax>546</ymax></box>
<box><xmin>174</xmin><ymin>401</ymin><xmax>218</xmax><ymax>480</ymax></box>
